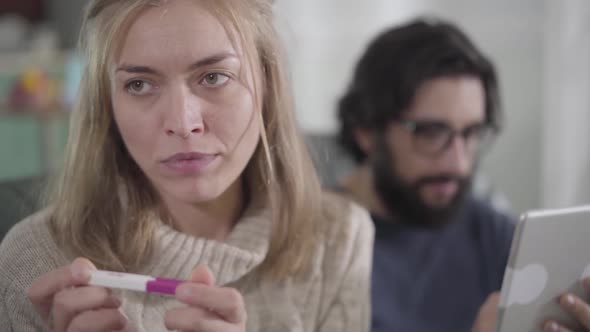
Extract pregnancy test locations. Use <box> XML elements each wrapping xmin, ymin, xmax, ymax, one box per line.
<box><xmin>89</xmin><ymin>270</ymin><xmax>184</xmax><ymax>295</ymax></box>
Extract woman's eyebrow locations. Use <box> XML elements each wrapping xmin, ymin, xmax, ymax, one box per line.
<box><xmin>115</xmin><ymin>52</ymin><xmax>238</xmax><ymax>75</ymax></box>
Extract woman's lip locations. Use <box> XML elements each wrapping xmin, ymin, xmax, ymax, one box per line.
<box><xmin>160</xmin><ymin>153</ymin><xmax>218</xmax><ymax>173</ymax></box>
<box><xmin>161</xmin><ymin>152</ymin><xmax>216</xmax><ymax>163</ymax></box>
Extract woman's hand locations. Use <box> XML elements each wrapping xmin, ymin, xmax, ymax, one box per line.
<box><xmin>543</xmin><ymin>277</ymin><xmax>590</xmax><ymax>332</ymax></box>
<box><xmin>27</xmin><ymin>257</ymin><xmax>128</xmax><ymax>332</ymax></box>
<box><xmin>165</xmin><ymin>265</ymin><xmax>247</xmax><ymax>332</ymax></box>
<box><xmin>471</xmin><ymin>292</ymin><xmax>500</xmax><ymax>332</ymax></box>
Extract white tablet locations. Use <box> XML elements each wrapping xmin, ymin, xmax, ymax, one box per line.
<box><xmin>496</xmin><ymin>205</ymin><xmax>590</xmax><ymax>331</ymax></box>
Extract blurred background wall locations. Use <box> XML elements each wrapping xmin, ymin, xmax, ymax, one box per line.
<box><xmin>0</xmin><ymin>0</ymin><xmax>588</xmax><ymax>216</ymax></box>
<box><xmin>274</xmin><ymin>0</ymin><xmax>590</xmax><ymax>214</ymax></box>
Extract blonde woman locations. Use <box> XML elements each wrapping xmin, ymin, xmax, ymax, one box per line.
<box><xmin>0</xmin><ymin>0</ymin><xmax>374</xmax><ymax>331</ymax></box>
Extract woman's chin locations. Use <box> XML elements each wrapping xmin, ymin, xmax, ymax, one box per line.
<box><xmin>158</xmin><ymin>180</ymin><xmax>225</xmax><ymax>205</ymax></box>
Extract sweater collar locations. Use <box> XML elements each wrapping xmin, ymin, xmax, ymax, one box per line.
<box><xmin>144</xmin><ymin>203</ymin><xmax>271</xmax><ymax>285</ymax></box>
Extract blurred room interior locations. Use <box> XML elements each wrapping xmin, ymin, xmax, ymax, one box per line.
<box><xmin>0</xmin><ymin>0</ymin><xmax>588</xmax><ymax>230</ymax></box>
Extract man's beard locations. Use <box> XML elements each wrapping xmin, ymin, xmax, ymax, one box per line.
<box><xmin>372</xmin><ymin>139</ymin><xmax>472</xmax><ymax>228</ymax></box>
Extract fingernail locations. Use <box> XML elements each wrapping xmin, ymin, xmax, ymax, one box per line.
<box><xmin>116</xmin><ymin>309</ymin><xmax>129</xmax><ymax>332</ymax></box>
<box><xmin>176</xmin><ymin>284</ymin><xmax>193</xmax><ymax>299</ymax></box>
<box><xmin>544</xmin><ymin>321</ymin><xmax>559</xmax><ymax>332</ymax></box>
<box><xmin>564</xmin><ymin>294</ymin><xmax>576</xmax><ymax>306</ymax></box>
<box><xmin>70</xmin><ymin>263</ymin><xmax>90</xmax><ymax>280</ymax></box>
<box><xmin>112</xmin><ymin>296</ymin><xmax>122</xmax><ymax>307</ymax></box>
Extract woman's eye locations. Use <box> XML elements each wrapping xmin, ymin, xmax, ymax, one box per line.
<box><xmin>201</xmin><ymin>73</ymin><xmax>230</xmax><ymax>86</ymax></box>
<box><xmin>125</xmin><ymin>80</ymin><xmax>153</xmax><ymax>95</ymax></box>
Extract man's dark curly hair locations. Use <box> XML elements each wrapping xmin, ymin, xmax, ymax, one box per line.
<box><xmin>337</xmin><ymin>18</ymin><xmax>502</xmax><ymax>163</ymax></box>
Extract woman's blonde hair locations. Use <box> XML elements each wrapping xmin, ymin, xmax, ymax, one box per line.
<box><xmin>47</xmin><ymin>0</ymin><xmax>327</xmax><ymax>279</ymax></box>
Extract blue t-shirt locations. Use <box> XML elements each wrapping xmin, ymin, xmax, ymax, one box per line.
<box><xmin>371</xmin><ymin>196</ymin><xmax>515</xmax><ymax>332</ymax></box>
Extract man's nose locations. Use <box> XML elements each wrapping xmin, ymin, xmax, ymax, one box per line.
<box><xmin>440</xmin><ymin>135</ymin><xmax>471</xmax><ymax>175</ymax></box>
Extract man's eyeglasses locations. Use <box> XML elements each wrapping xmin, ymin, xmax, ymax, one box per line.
<box><xmin>394</xmin><ymin>118</ymin><xmax>496</xmax><ymax>156</ymax></box>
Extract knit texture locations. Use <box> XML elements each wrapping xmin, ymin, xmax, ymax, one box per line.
<box><xmin>0</xmin><ymin>197</ymin><xmax>374</xmax><ymax>332</ymax></box>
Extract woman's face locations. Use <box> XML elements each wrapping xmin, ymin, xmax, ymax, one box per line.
<box><xmin>112</xmin><ymin>0</ymin><xmax>261</xmax><ymax>205</ymax></box>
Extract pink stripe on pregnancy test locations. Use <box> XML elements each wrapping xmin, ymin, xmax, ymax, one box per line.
<box><xmin>89</xmin><ymin>270</ymin><xmax>184</xmax><ymax>295</ymax></box>
<box><xmin>147</xmin><ymin>278</ymin><xmax>183</xmax><ymax>294</ymax></box>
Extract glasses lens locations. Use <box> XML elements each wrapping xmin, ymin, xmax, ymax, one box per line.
<box><xmin>411</xmin><ymin>122</ymin><xmax>452</xmax><ymax>154</ymax></box>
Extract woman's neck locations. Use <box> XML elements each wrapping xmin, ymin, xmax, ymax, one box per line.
<box><xmin>160</xmin><ymin>179</ymin><xmax>246</xmax><ymax>241</ymax></box>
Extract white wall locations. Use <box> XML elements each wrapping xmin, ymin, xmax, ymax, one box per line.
<box><xmin>274</xmin><ymin>0</ymin><xmax>431</xmax><ymax>133</ymax></box>
<box><xmin>542</xmin><ymin>0</ymin><xmax>590</xmax><ymax>209</ymax></box>
<box><xmin>276</xmin><ymin>0</ymin><xmax>547</xmax><ymax>215</ymax></box>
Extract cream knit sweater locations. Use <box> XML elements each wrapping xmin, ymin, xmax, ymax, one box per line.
<box><xmin>0</xmin><ymin>198</ymin><xmax>374</xmax><ymax>332</ymax></box>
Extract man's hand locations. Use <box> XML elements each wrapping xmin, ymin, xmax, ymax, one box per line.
<box><xmin>471</xmin><ymin>292</ymin><xmax>500</xmax><ymax>332</ymax></box>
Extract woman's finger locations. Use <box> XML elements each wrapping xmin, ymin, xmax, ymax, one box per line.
<box><xmin>52</xmin><ymin>286</ymin><xmax>120</xmax><ymax>332</ymax></box>
<box><xmin>176</xmin><ymin>284</ymin><xmax>246</xmax><ymax>323</ymax></box>
<box><xmin>67</xmin><ymin>308</ymin><xmax>128</xmax><ymax>332</ymax></box>
<box><xmin>27</xmin><ymin>258</ymin><xmax>95</xmax><ymax>320</ymax></box>
<box><xmin>187</xmin><ymin>265</ymin><xmax>215</xmax><ymax>286</ymax></box>
<box><xmin>164</xmin><ymin>307</ymin><xmax>237</xmax><ymax>332</ymax></box>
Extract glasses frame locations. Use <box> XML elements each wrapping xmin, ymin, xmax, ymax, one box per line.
<box><xmin>394</xmin><ymin>118</ymin><xmax>497</xmax><ymax>157</ymax></box>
